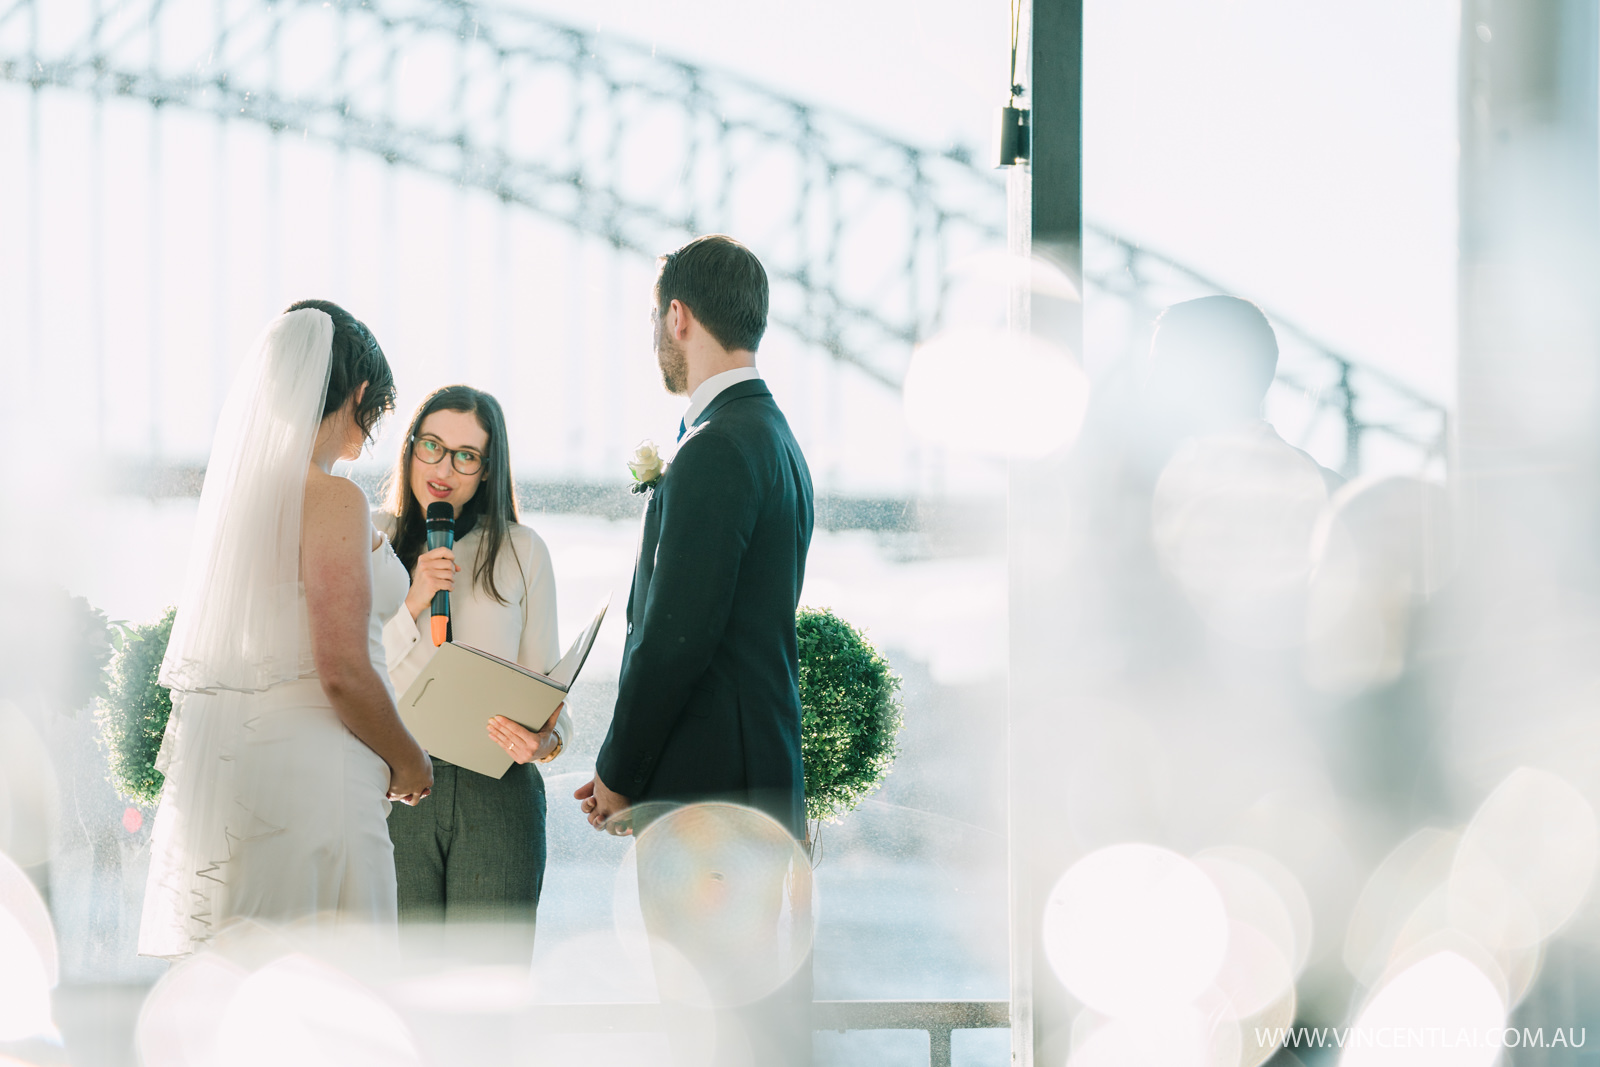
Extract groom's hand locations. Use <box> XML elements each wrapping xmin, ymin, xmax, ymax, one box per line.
<box><xmin>574</xmin><ymin>774</ymin><xmax>632</xmax><ymax>834</ymax></box>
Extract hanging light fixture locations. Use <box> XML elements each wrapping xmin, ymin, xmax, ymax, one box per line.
<box><xmin>997</xmin><ymin>0</ymin><xmax>1031</xmax><ymax>167</ymax></box>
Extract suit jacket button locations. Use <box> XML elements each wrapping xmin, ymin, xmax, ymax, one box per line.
<box><xmin>627</xmin><ymin>623</ymin><xmax>633</xmax><ymax>635</ymax></box>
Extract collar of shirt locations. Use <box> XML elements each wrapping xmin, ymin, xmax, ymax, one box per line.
<box><xmin>682</xmin><ymin>366</ymin><xmax>761</xmax><ymax>430</ymax></box>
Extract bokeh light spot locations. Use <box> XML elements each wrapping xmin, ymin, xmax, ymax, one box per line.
<box><xmin>0</xmin><ymin>849</ymin><xmax>58</xmax><ymax>1044</ymax></box>
<box><xmin>0</xmin><ymin>702</ymin><xmax>59</xmax><ymax>869</ymax></box>
<box><xmin>1340</xmin><ymin>951</ymin><xmax>1505</xmax><ymax>1067</ymax></box>
<box><xmin>215</xmin><ymin>952</ymin><xmax>424</xmax><ymax>1067</ymax></box>
<box><xmin>617</xmin><ymin>803</ymin><xmax>812</xmax><ymax>1009</ymax></box>
<box><xmin>1343</xmin><ymin>828</ymin><xmax>1459</xmax><ymax>987</ymax></box>
<box><xmin>1209</xmin><ymin>919</ymin><xmax>1294</xmax><ymax>1021</ymax></box>
<box><xmin>1069</xmin><ymin>1004</ymin><xmax>1240</xmax><ymax>1067</ymax></box>
<box><xmin>903</xmin><ymin>328</ymin><xmax>1090</xmax><ymax>459</ymax></box>
<box><xmin>0</xmin><ymin>907</ymin><xmax>54</xmax><ymax>1043</ymax></box>
<box><xmin>1449</xmin><ymin>767</ymin><xmax>1598</xmax><ymax>949</ymax></box>
<box><xmin>1043</xmin><ymin>843</ymin><xmax>1228</xmax><ymax>1017</ymax></box>
<box><xmin>1194</xmin><ymin>846</ymin><xmax>1314</xmax><ymax>977</ymax></box>
<box><xmin>136</xmin><ymin>951</ymin><xmax>248</xmax><ymax>1067</ymax></box>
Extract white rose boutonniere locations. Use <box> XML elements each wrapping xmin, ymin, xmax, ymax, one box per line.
<box><xmin>628</xmin><ymin>439</ymin><xmax>668</xmax><ymax>494</ymax></box>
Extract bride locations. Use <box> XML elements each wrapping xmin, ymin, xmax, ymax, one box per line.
<box><xmin>139</xmin><ymin>300</ymin><xmax>434</xmax><ymax>960</ymax></box>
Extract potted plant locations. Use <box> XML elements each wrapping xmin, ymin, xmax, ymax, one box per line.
<box><xmin>796</xmin><ymin>606</ymin><xmax>903</xmax><ymax>857</ymax></box>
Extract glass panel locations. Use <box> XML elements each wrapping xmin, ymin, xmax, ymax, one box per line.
<box><xmin>3</xmin><ymin>3</ymin><xmax>1013</xmax><ymax>1063</ymax></box>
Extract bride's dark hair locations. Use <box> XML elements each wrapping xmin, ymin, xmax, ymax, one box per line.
<box><xmin>383</xmin><ymin>385</ymin><xmax>522</xmax><ymax>606</ymax></box>
<box><xmin>285</xmin><ymin>298</ymin><xmax>396</xmax><ymax>440</ymax></box>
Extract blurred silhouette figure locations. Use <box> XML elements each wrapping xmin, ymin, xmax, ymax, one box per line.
<box><xmin>1308</xmin><ymin>476</ymin><xmax>1456</xmax><ymax>844</ymax></box>
<box><xmin>1027</xmin><ymin>293</ymin><xmax>1370</xmax><ymax>1049</ymax></box>
<box><xmin>1142</xmin><ymin>295</ymin><xmax>1342</xmax><ymax>492</ymax></box>
<box><xmin>1145</xmin><ymin>295</ymin><xmax>1280</xmax><ymax>437</ymax></box>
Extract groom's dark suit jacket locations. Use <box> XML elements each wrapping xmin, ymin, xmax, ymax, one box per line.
<box><xmin>595</xmin><ymin>379</ymin><xmax>814</xmax><ymax>838</ymax></box>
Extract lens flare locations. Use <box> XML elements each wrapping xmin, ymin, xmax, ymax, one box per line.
<box><xmin>1069</xmin><ymin>1004</ymin><xmax>1241</xmax><ymax>1067</ymax></box>
<box><xmin>0</xmin><ymin>853</ymin><xmax>55</xmax><ymax>991</ymax></box>
<box><xmin>0</xmin><ymin>701</ymin><xmax>59</xmax><ymax>869</ymax></box>
<box><xmin>1151</xmin><ymin>429</ymin><xmax>1329</xmax><ymax>647</ymax></box>
<box><xmin>1194</xmin><ymin>846</ymin><xmax>1314</xmax><ymax>977</ymax></box>
<box><xmin>1384</xmin><ymin>899</ymin><xmax>1534</xmax><ymax>1010</ymax></box>
<box><xmin>949</xmin><ymin>249</ymin><xmax>1082</xmax><ymax>301</ymax></box>
<box><xmin>1343</xmin><ymin>828</ymin><xmax>1459</xmax><ymax>986</ymax></box>
<box><xmin>1448</xmin><ymin>767</ymin><xmax>1598</xmax><ymax>948</ymax></box>
<box><xmin>214</xmin><ymin>952</ymin><xmax>424</xmax><ymax>1067</ymax></box>
<box><xmin>617</xmin><ymin>802</ymin><xmax>812</xmax><ymax>1009</ymax></box>
<box><xmin>902</xmin><ymin>328</ymin><xmax>1091</xmax><ymax>459</ymax></box>
<box><xmin>1208</xmin><ymin>919</ymin><xmax>1294</xmax><ymax>1021</ymax></box>
<box><xmin>528</xmin><ymin>934</ymin><xmax>712</xmax><ymax>1067</ymax></box>
<box><xmin>387</xmin><ymin>965</ymin><xmax>534</xmax><ymax>1015</ymax></box>
<box><xmin>1043</xmin><ymin>844</ymin><xmax>1229</xmax><ymax>1017</ymax></box>
<box><xmin>0</xmin><ymin>909</ymin><xmax>53</xmax><ymax>1044</ymax></box>
<box><xmin>531</xmin><ymin>930</ymin><xmax>663</xmax><ymax>1005</ymax></box>
<box><xmin>1306</xmin><ymin>477</ymin><xmax>1453</xmax><ymax>694</ymax></box>
<box><xmin>1215</xmin><ymin>968</ymin><xmax>1297</xmax><ymax>1067</ymax></box>
<box><xmin>135</xmin><ymin>951</ymin><xmax>248</xmax><ymax>1067</ymax></box>
<box><xmin>0</xmin><ymin>850</ymin><xmax>56</xmax><ymax>1044</ymax></box>
<box><xmin>1340</xmin><ymin>951</ymin><xmax>1505</xmax><ymax>1067</ymax></box>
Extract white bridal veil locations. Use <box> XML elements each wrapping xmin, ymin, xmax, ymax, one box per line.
<box><xmin>140</xmin><ymin>308</ymin><xmax>335</xmax><ymax>959</ymax></box>
<box><xmin>160</xmin><ymin>308</ymin><xmax>335</xmax><ymax>694</ymax></box>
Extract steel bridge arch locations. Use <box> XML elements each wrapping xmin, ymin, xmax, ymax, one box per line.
<box><xmin>0</xmin><ymin>0</ymin><xmax>1445</xmax><ymax>473</ymax></box>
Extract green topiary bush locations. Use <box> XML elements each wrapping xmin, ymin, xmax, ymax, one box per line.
<box><xmin>797</xmin><ymin>606</ymin><xmax>903</xmax><ymax>824</ymax></box>
<box><xmin>91</xmin><ymin>603</ymin><xmax>901</xmax><ymax>818</ymax></box>
<box><xmin>97</xmin><ymin>608</ymin><xmax>176</xmax><ymax>807</ymax></box>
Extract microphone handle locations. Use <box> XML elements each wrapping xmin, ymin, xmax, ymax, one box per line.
<box><xmin>426</xmin><ymin>526</ymin><xmax>454</xmax><ymax>645</ymax></box>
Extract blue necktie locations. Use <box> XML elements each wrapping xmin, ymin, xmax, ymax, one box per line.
<box><xmin>677</xmin><ymin>417</ymin><xmax>687</xmax><ymax>442</ymax></box>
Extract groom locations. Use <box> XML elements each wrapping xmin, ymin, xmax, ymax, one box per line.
<box><xmin>576</xmin><ymin>234</ymin><xmax>814</xmax><ymax>1066</ymax></box>
<box><xmin>577</xmin><ymin>234</ymin><xmax>813</xmax><ymax>838</ymax></box>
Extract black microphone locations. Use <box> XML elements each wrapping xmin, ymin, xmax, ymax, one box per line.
<box><xmin>425</xmin><ymin>501</ymin><xmax>455</xmax><ymax>646</ymax></box>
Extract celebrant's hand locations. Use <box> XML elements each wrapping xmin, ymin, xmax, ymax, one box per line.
<box><xmin>487</xmin><ymin>705</ymin><xmax>561</xmax><ymax>764</ymax></box>
<box><xmin>574</xmin><ymin>774</ymin><xmax>632</xmax><ymax>833</ymax></box>
<box><xmin>404</xmin><ymin>546</ymin><xmax>460</xmax><ymax>620</ymax></box>
<box><xmin>388</xmin><ymin>748</ymin><xmax>434</xmax><ymax>806</ymax></box>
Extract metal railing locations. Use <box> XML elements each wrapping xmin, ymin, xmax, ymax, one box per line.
<box><xmin>51</xmin><ymin>986</ymin><xmax>1011</xmax><ymax>1067</ymax></box>
<box><xmin>814</xmin><ymin>1000</ymin><xmax>1011</xmax><ymax>1067</ymax></box>
<box><xmin>521</xmin><ymin>999</ymin><xmax>1012</xmax><ymax>1067</ymax></box>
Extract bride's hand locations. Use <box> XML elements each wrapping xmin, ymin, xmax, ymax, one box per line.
<box><xmin>388</xmin><ymin>748</ymin><xmax>434</xmax><ymax>805</ymax></box>
<box><xmin>404</xmin><ymin>546</ymin><xmax>460</xmax><ymax>620</ymax></box>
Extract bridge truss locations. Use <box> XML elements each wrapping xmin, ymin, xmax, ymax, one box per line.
<box><xmin>0</xmin><ymin>0</ymin><xmax>1445</xmax><ymax>476</ymax></box>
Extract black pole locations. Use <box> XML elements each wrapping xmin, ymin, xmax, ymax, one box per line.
<box><xmin>1029</xmin><ymin>0</ymin><xmax>1082</xmax><ymax>265</ymax></box>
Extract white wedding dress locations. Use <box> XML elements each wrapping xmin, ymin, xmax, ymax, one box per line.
<box><xmin>139</xmin><ymin>538</ymin><xmax>410</xmax><ymax>959</ymax></box>
<box><xmin>139</xmin><ymin>308</ymin><xmax>413</xmax><ymax>960</ymax></box>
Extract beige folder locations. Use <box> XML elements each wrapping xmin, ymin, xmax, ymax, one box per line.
<box><xmin>397</xmin><ymin>596</ymin><xmax>610</xmax><ymax>778</ymax></box>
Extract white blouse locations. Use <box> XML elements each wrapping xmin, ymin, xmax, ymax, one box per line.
<box><xmin>374</xmin><ymin>509</ymin><xmax>573</xmax><ymax>761</ymax></box>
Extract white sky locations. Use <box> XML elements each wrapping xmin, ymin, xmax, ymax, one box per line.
<box><xmin>523</xmin><ymin>0</ymin><xmax>1460</xmax><ymax>403</ymax></box>
<box><xmin>0</xmin><ymin>0</ymin><xmax>1461</xmax><ymax>495</ymax></box>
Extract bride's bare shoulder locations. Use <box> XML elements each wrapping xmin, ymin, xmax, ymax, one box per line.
<box><xmin>304</xmin><ymin>468</ymin><xmax>378</xmax><ymax>545</ymax></box>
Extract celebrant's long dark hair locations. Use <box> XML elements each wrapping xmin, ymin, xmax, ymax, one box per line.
<box><xmin>383</xmin><ymin>385</ymin><xmax>521</xmax><ymax>606</ymax></box>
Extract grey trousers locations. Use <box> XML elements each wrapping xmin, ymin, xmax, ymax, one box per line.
<box><xmin>386</xmin><ymin>757</ymin><xmax>547</xmax><ymax>924</ymax></box>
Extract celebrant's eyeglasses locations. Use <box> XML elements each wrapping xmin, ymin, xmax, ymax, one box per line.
<box><xmin>411</xmin><ymin>435</ymin><xmax>485</xmax><ymax>476</ymax></box>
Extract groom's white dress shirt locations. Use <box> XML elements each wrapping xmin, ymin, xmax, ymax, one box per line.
<box><xmin>681</xmin><ymin>366</ymin><xmax>760</xmax><ymax>436</ymax></box>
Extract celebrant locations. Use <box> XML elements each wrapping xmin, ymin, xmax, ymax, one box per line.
<box><xmin>376</xmin><ymin>384</ymin><xmax>572</xmax><ymax>923</ymax></box>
